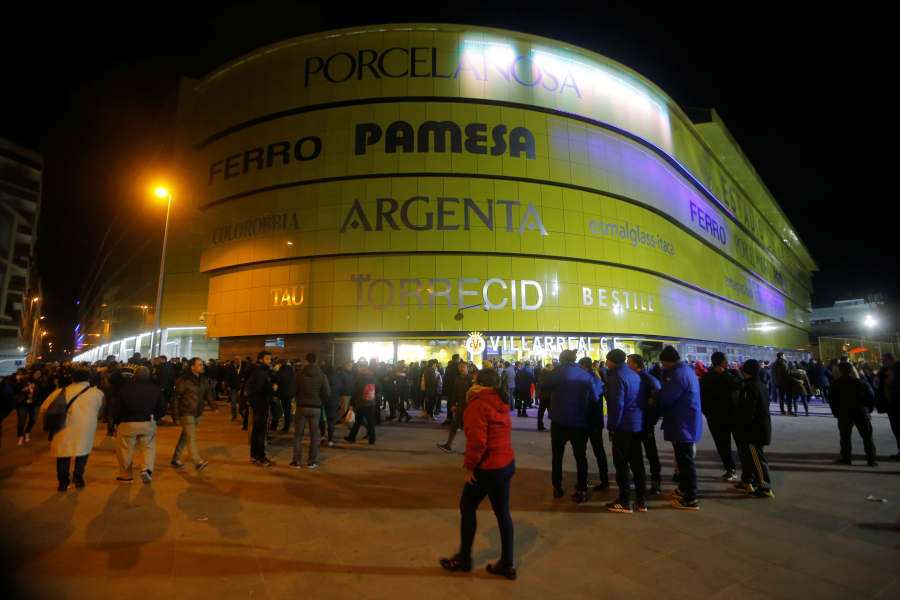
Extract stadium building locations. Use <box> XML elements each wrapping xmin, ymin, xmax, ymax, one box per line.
<box><xmin>74</xmin><ymin>24</ymin><xmax>817</xmax><ymax>366</ymax></box>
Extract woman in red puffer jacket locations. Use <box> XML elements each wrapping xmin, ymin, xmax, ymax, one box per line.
<box><xmin>440</xmin><ymin>368</ymin><xmax>517</xmax><ymax>580</ymax></box>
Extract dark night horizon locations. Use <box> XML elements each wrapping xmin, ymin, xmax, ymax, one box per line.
<box><xmin>2</xmin><ymin>2</ymin><xmax>893</xmax><ymax>353</ymax></box>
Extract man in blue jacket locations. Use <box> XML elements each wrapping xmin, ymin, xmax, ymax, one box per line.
<box><xmin>653</xmin><ymin>345</ymin><xmax>703</xmax><ymax>510</ymax></box>
<box><xmin>628</xmin><ymin>354</ymin><xmax>662</xmax><ymax>495</ymax></box>
<box><xmin>604</xmin><ymin>349</ymin><xmax>646</xmax><ymax>513</ymax></box>
<box><xmin>542</xmin><ymin>350</ymin><xmax>596</xmax><ymax>503</ymax></box>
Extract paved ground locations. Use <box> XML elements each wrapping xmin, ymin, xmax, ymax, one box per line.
<box><xmin>1</xmin><ymin>399</ymin><xmax>899</xmax><ymax>600</ymax></box>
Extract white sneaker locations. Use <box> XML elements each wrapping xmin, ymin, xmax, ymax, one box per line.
<box><xmin>306</xmin><ymin>463</ymin><xmax>319</xmax><ymax>470</ymax></box>
<box><xmin>17</xmin><ymin>437</ymin><xmax>24</xmax><ymax>446</ymax></box>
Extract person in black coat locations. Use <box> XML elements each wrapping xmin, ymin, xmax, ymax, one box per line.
<box><xmin>514</xmin><ymin>364</ymin><xmax>535</xmax><ymax>417</ymax></box>
<box><xmin>733</xmin><ymin>360</ymin><xmax>774</xmax><ymax>498</ymax></box>
<box><xmin>273</xmin><ymin>360</ymin><xmax>295</xmax><ymax>433</ymax></box>
<box><xmin>829</xmin><ymin>362</ymin><xmax>877</xmax><ymax>466</ymax></box>
<box><xmin>700</xmin><ymin>352</ymin><xmax>742</xmax><ymax>481</ymax></box>
<box><xmin>245</xmin><ymin>351</ymin><xmax>277</xmax><ymax>466</ymax></box>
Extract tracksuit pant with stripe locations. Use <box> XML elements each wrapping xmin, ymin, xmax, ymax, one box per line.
<box><xmin>737</xmin><ymin>442</ymin><xmax>771</xmax><ymax>490</ymax></box>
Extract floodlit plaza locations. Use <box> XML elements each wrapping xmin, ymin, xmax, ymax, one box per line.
<box><xmin>2</xmin><ymin>404</ymin><xmax>898</xmax><ymax>600</ymax></box>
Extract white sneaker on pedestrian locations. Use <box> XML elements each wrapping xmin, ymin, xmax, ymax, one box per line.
<box><xmin>306</xmin><ymin>463</ymin><xmax>318</xmax><ymax>470</ymax></box>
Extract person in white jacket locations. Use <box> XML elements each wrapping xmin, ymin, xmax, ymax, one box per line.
<box><xmin>40</xmin><ymin>370</ymin><xmax>104</xmax><ymax>491</ymax></box>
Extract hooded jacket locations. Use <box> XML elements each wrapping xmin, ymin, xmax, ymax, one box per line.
<box><xmin>541</xmin><ymin>362</ymin><xmax>594</xmax><ymax>428</ymax></box>
<box><xmin>463</xmin><ymin>387</ymin><xmax>515</xmax><ymax>471</ymax></box>
<box><xmin>293</xmin><ymin>363</ymin><xmax>331</xmax><ymax>409</ymax></box>
<box><xmin>637</xmin><ymin>370</ymin><xmax>662</xmax><ymax>429</ymax></box>
<box><xmin>734</xmin><ymin>375</ymin><xmax>772</xmax><ymax>446</ymax></box>
<box><xmin>700</xmin><ymin>368</ymin><xmax>742</xmax><ymax>424</ymax></box>
<box><xmin>352</xmin><ymin>368</ymin><xmax>377</xmax><ymax>406</ymax></box>
<box><xmin>605</xmin><ymin>363</ymin><xmax>642</xmax><ymax>433</ymax></box>
<box><xmin>658</xmin><ymin>361</ymin><xmax>703</xmax><ymax>443</ymax></box>
<box><xmin>829</xmin><ymin>375</ymin><xmax>875</xmax><ymax>420</ymax></box>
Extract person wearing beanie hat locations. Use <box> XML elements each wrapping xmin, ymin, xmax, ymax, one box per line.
<box><xmin>700</xmin><ymin>351</ymin><xmax>742</xmax><ymax>483</ymax></box>
<box><xmin>733</xmin><ymin>360</ymin><xmax>774</xmax><ymax>497</ymax></box>
<box><xmin>606</xmin><ymin>348</ymin><xmax>627</xmax><ymax>365</ymax></box>
<box><xmin>604</xmin><ymin>348</ymin><xmax>646</xmax><ymax>513</ymax></box>
<box><xmin>659</xmin><ymin>345</ymin><xmax>680</xmax><ymax>363</ymax></box>
<box><xmin>654</xmin><ymin>346</ymin><xmax>703</xmax><ymax>510</ymax></box>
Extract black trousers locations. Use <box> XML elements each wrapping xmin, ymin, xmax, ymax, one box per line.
<box><xmin>551</xmin><ymin>422</ymin><xmax>589</xmax><ymax>491</ymax></box>
<box><xmin>0</xmin><ymin>403</ymin><xmax>13</xmax><ymax>444</ymax></box>
<box><xmin>239</xmin><ymin>394</ymin><xmax>250</xmax><ymax>428</ymax></box>
<box><xmin>737</xmin><ymin>442</ymin><xmax>771</xmax><ymax>489</ymax></box>
<box><xmin>57</xmin><ymin>455</ymin><xmax>89</xmax><ymax>486</ymax></box>
<box><xmin>348</xmin><ymin>404</ymin><xmax>376</xmax><ymax>443</ymax></box>
<box><xmin>838</xmin><ymin>415</ymin><xmax>876</xmax><ymax>462</ymax></box>
<box><xmin>611</xmin><ymin>431</ymin><xmax>646</xmax><ymax>503</ymax></box>
<box><xmin>708</xmin><ymin>420</ymin><xmax>736</xmax><ymax>472</ymax></box>
<box><xmin>641</xmin><ymin>425</ymin><xmax>661</xmax><ymax>481</ymax></box>
<box><xmin>537</xmin><ymin>398</ymin><xmax>550</xmax><ymax>427</ymax></box>
<box><xmin>319</xmin><ymin>404</ymin><xmax>336</xmax><ymax>441</ymax></box>
<box><xmin>397</xmin><ymin>388</ymin><xmax>409</xmax><ymax>418</ymax></box>
<box><xmin>460</xmin><ymin>460</ymin><xmax>515</xmax><ymax>565</ymax></box>
<box><xmin>515</xmin><ymin>390</ymin><xmax>531</xmax><ymax>415</ymax></box>
<box><xmin>587</xmin><ymin>426</ymin><xmax>609</xmax><ymax>484</ymax></box>
<box><xmin>889</xmin><ymin>410</ymin><xmax>900</xmax><ymax>453</ymax></box>
<box><xmin>250</xmin><ymin>400</ymin><xmax>270</xmax><ymax>459</ymax></box>
<box><xmin>272</xmin><ymin>396</ymin><xmax>292</xmax><ymax>431</ymax></box>
<box><xmin>776</xmin><ymin>387</ymin><xmax>792</xmax><ymax>414</ymax></box>
<box><xmin>672</xmin><ymin>442</ymin><xmax>697</xmax><ymax>501</ymax></box>
<box><xmin>15</xmin><ymin>403</ymin><xmax>38</xmax><ymax>436</ymax></box>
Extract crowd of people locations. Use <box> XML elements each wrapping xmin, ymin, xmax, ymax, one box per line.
<box><xmin>1</xmin><ymin>346</ymin><xmax>898</xmax><ymax>576</ymax></box>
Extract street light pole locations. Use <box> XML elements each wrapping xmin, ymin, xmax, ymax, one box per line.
<box><xmin>151</xmin><ymin>192</ymin><xmax>172</xmax><ymax>358</ymax></box>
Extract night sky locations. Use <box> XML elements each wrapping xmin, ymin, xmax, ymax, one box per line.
<box><xmin>3</xmin><ymin>2</ymin><xmax>893</xmax><ymax>357</ymax></box>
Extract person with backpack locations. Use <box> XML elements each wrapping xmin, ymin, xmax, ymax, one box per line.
<box><xmin>345</xmin><ymin>359</ymin><xmax>377</xmax><ymax>444</ymax></box>
<box><xmin>39</xmin><ymin>369</ymin><xmax>104</xmax><ymax>491</ymax></box>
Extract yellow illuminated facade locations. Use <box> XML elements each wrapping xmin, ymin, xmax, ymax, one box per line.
<box><xmin>162</xmin><ymin>24</ymin><xmax>816</xmax><ymax>364</ymax></box>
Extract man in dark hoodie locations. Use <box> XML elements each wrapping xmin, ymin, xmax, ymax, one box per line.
<box><xmin>733</xmin><ymin>360</ymin><xmax>774</xmax><ymax>498</ymax></box>
<box><xmin>829</xmin><ymin>361</ymin><xmax>877</xmax><ymax>466</ymax></box>
<box><xmin>700</xmin><ymin>351</ymin><xmax>742</xmax><ymax>482</ymax></box>
<box><xmin>345</xmin><ymin>359</ymin><xmax>377</xmax><ymax>444</ymax></box>
<box><xmin>291</xmin><ymin>353</ymin><xmax>330</xmax><ymax>469</ymax></box>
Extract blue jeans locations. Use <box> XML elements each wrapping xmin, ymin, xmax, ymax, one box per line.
<box><xmin>293</xmin><ymin>407</ymin><xmax>320</xmax><ymax>465</ymax></box>
<box><xmin>460</xmin><ymin>460</ymin><xmax>515</xmax><ymax>564</ymax></box>
<box><xmin>173</xmin><ymin>415</ymin><xmax>202</xmax><ymax>465</ymax></box>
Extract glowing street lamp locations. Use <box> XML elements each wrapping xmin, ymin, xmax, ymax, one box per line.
<box><xmin>151</xmin><ymin>184</ymin><xmax>174</xmax><ymax>357</ymax></box>
<box><xmin>864</xmin><ymin>314</ymin><xmax>878</xmax><ymax>329</ymax></box>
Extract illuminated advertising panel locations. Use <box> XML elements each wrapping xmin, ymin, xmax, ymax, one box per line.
<box><xmin>170</xmin><ymin>24</ymin><xmax>814</xmax><ymax>352</ymax></box>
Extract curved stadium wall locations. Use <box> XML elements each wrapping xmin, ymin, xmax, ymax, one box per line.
<box><xmin>157</xmin><ymin>24</ymin><xmax>815</xmax><ymax>364</ymax></box>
